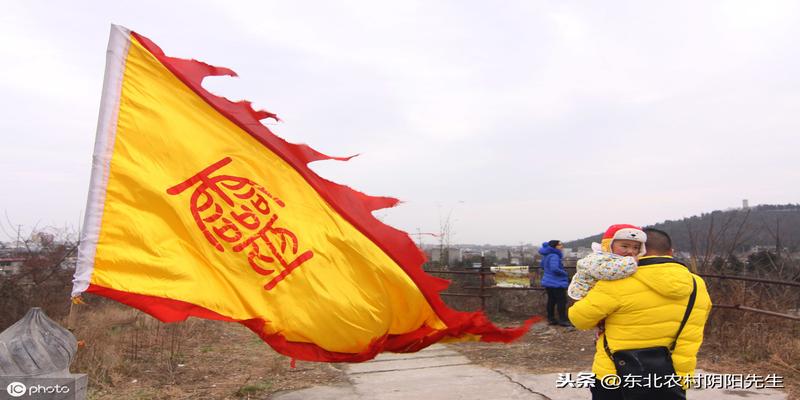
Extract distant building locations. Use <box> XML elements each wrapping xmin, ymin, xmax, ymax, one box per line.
<box><xmin>0</xmin><ymin>257</ymin><xmax>24</xmax><ymax>276</ymax></box>
<box><xmin>574</xmin><ymin>247</ymin><xmax>593</xmax><ymax>258</ymax></box>
<box><xmin>743</xmin><ymin>199</ymin><xmax>749</xmax><ymax>209</ymax></box>
<box><xmin>460</xmin><ymin>249</ymin><xmax>483</xmax><ymax>261</ymax></box>
<box><xmin>747</xmin><ymin>245</ymin><xmax>788</xmax><ymax>255</ymax></box>
<box><xmin>427</xmin><ymin>247</ymin><xmax>462</xmax><ymax>265</ymax></box>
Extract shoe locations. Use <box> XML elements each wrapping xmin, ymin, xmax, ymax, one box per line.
<box><xmin>547</xmin><ymin>319</ymin><xmax>558</xmax><ymax>326</ymax></box>
<box><xmin>557</xmin><ymin>320</ymin><xmax>573</xmax><ymax>327</ymax></box>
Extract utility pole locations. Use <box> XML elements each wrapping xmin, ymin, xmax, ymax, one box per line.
<box><xmin>775</xmin><ymin>217</ymin><xmax>781</xmax><ymax>258</ymax></box>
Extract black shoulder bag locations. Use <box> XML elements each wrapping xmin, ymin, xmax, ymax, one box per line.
<box><xmin>602</xmin><ymin>276</ymin><xmax>697</xmax><ymax>397</ymax></box>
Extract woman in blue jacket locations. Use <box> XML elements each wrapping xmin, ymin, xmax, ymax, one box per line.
<box><xmin>539</xmin><ymin>240</ymin><xmax>571</xmax><ymax>326</ymax></box>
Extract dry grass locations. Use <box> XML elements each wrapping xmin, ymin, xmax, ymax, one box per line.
<box><xmin>69</xmin><ymin>299</ymin><xmax>345</xmax><ymax>399</ymax></box>
<box><xmin>70</xmin><ymin>304</ymin><xmax>136</xmax><ymax>386</ymax></box>
<box><xmin>700</xmin><ymin>283</ymin><xmax>800</xmax><ymax>399</ymax></box>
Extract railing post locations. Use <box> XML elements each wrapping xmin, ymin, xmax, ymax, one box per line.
<box><xmin>480</xmin><ymin>255</ymin><xmax>487</xmax><ymax>310</ymax></box>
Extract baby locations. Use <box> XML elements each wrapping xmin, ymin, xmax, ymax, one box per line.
<box><xmin>568</xmin><ymin>224</ymin><xmax>647</xmax><ymax>300</ymax></box>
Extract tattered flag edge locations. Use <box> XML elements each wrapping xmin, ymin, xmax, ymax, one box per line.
<box><xmin>80</xmin><ymin>26</ymin><xmax>538</xmax><ymax>363</ymax></box>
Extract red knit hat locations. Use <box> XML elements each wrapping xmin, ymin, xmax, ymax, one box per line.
<box><xmin>600</xmin><ymin>224</ymin><xmax>647</xmax><ymax>256</ymax></box>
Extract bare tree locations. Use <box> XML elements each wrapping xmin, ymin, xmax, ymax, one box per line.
<box><xmin>0</xmin><ymin>220</ymin><xmax>79</xmax><ymax>330</ymax></box>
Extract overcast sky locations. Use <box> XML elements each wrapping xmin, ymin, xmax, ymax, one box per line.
<box><xmin>1</xmin><ymin>1</ymin><xmax>799</xmax><ymax>245</ymax></box>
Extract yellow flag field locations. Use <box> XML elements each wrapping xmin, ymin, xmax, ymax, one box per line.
<box><xmin>72</xmin><ymin>25</ymin><xmax>533</xmax><ymax>362</ymax></box>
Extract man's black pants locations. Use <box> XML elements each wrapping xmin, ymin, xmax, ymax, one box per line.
<box><xmin>545</xmin><ymin>287</ymin><xmax>567</xmax><ymax>322</ymax></box>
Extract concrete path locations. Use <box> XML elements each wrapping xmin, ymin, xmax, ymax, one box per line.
<box><xmin>499</xmin><ymin>369</ymin><xmax>788</xmax><ymax>400</ymax></box>
<box><xmin>269</xmin><ymin>345</ymin><xmax>788</xmax><ymax>400</ymax></box>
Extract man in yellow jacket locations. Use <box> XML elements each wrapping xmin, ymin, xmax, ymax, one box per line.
<box><xmin>569</xmin><ymin>228</ymin><xmax>712</xmax><ymax>400</ymax></box>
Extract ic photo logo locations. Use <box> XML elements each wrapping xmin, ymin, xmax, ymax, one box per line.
<box><xmin>6</xmin><ymin>381</ymin><xmax>26</xmax><ymax>398</ymax></box>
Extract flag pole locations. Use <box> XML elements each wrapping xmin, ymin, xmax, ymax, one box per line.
<box><xmin>67</xmin><ymin>296</ymin><xmax>84</xmax><ymax>332</ymax></box>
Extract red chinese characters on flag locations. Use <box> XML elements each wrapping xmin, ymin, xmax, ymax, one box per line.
<box><xmin>167</xmin><ymin>157</ymin><xmax>313</xmax><ymax>290</ymax></box>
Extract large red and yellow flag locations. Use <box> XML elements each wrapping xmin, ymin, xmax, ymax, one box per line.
<box><xmin>72</xmin><ymin>25</ymin><xmax>535</xmax><ymax>362</ymax></box>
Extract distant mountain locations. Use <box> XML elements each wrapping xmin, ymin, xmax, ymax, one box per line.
<box><xmin>564</xmin><ymin>204</ymin><xmax>800</xmax><ymax>253</ymax></box>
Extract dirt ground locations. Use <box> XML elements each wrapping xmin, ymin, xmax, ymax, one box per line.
<box><xmin>84</xmin><ymin>315</ymin><xmax>796</xmax><ymax>399</ymax></box>
<box><xmin>454</xmin><ymin>319</ymin><xmax>597</xmax><ymax>374</ymax></box>
<box><xmin>87</xmin><ymin>320</ymin><xmax>348</xmax><ymax>400</ymax></box>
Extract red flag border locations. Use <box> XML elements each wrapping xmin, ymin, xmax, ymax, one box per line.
<box><xmin>78</xmin><ymin>27</ymin><xmax>537</xmax><ymax>363</ymax></box>
<box><xmin>88</xmin><ymin>283</ymin><xmax>537</xmax><ymax>362</ymax></box>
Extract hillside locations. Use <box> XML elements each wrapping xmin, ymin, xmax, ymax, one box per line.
<box><xmin>564</xmin><ymin>204</ymin><xmax>800</xmax><ymax>253</ymax></box>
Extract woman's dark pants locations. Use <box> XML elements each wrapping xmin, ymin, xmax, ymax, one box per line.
<box><xmin>545</xmin><ymin>287</ymin><xmax>567</xmax><ymax>323</ymax></box>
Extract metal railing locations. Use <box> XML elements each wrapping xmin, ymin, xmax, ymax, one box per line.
<box><xmin>424</xmin><ymin>267</ymin><xmax>495</xmax><ymax>310</ymax></box>
<box><xmin>424</xmin><ymin>265</ymin><xmax>800</xmax><ymax>321</ymax></box>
